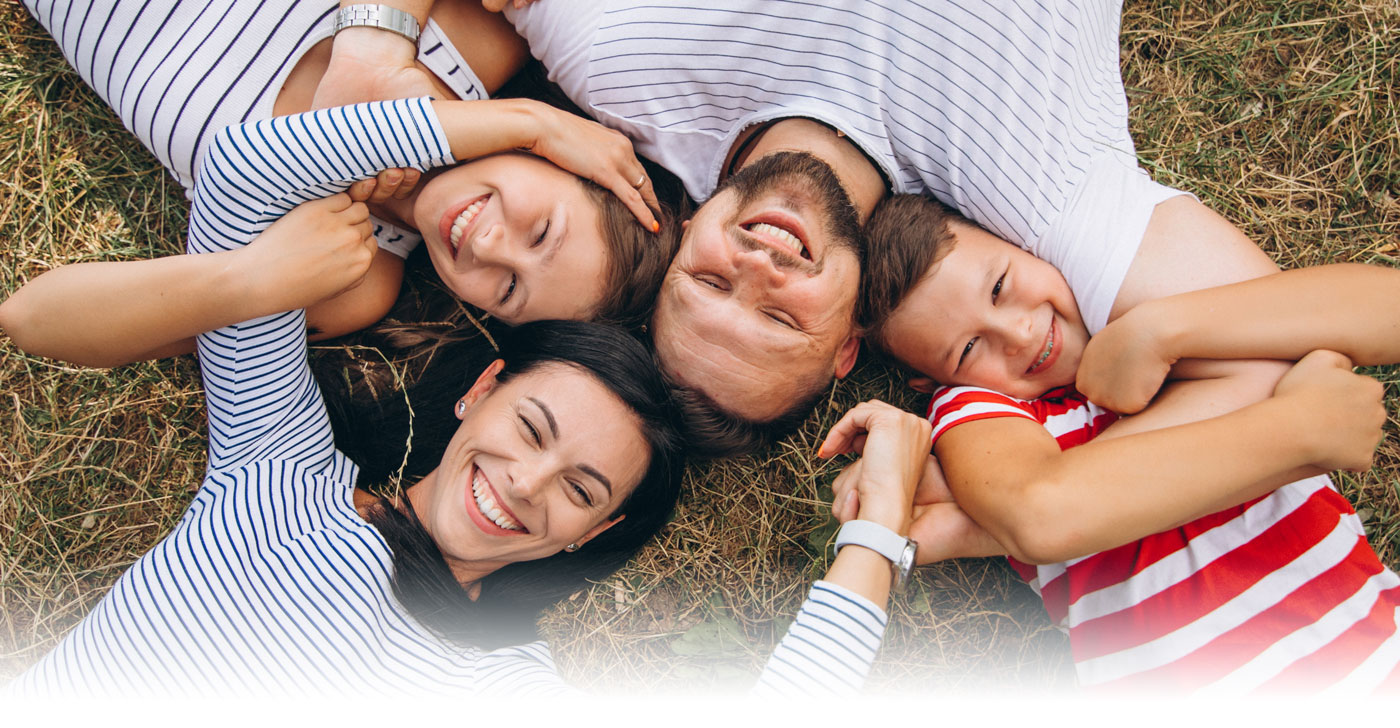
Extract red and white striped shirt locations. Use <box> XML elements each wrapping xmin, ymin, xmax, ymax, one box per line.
<box><xmin>928</xmin><ymin>385</ymin><xmax>1400</xmax><ymax>693</ymax></box>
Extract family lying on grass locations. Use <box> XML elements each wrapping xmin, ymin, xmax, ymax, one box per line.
<box><xmin>4</xmin><ymin>0</ymin><xmax>1399</xmax><ymax>695</ymax></box>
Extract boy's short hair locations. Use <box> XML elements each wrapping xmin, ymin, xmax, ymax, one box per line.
<box><xmin>859</xmin><ymin>193</ymin><xmax>971</xmax><ymax>351</ymax></box>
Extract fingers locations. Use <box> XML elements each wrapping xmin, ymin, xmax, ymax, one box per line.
<box><xmin>830</xmin><ymin>460</ymin><xmax>862</xmax><ymax>522</ymax></box>
<box><xmin>346</xmin><ymin>180</ymin><xmax>376</xmax><ymax>203</ymax></box>
<box><xmin>818</xmin><ymin>400</ymin><xmax>901</xmax><ymax>457</ymax></box>
<box><xmin>613</xmin><ymin>170</ymin><xmax>659</xmax><ymax>233</ymax></box>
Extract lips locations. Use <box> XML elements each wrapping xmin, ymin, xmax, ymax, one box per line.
<box><xmin>466</xmin><ymin>464</ymin><xmax>527</xmax><ymax>535</ymax></box>
<box><xmin>439</xmin><ymin>194</ymin><xmax>491</xmax><ymax>261</ymax></box>
<box><xmin>1026</xmin><ymin>316</ymin><xmax>1060</xmax><ymax>376</ymax></box>
<box><xmin>740</xmin><ymin>210</ymin><xmax>811</xmax><ymax>260</ymax></box>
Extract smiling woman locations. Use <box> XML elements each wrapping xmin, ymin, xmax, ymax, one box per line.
<box><xmin>3</xmin><ymin>100</ymin><xmax>687</xmax><ymax>695</ymax></box>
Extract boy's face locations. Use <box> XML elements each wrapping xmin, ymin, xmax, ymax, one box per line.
<box><xmin>882</xmin><ymin>222</ymin><xmax>1090</xmax><ymax>400</ymax></box>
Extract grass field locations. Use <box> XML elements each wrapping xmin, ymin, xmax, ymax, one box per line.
<box><xmin>2</xmin><ymin>1</ymin><xmax>1398</xmax><ymax>692</ymax></box>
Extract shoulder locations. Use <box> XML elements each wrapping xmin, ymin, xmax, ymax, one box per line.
<box><xmin>926</xmin><ymin>385</ymin><xmax>1038</xmax><ymax>446</ymax></box>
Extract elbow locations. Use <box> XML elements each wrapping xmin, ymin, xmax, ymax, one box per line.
<box><xmin>995</xmin><ymin>476</ymin><xmax>1095</xmax><ymax>565</ymax></box>
<box><xmin>0</xmin><ymin>290</ymin><xmax>39</xmax><ymax>354</ymax></box>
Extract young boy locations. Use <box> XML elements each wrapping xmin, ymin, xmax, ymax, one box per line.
<box><xmin>854</xmin><ymin>193</ymin><xmax>1400</xmax><ymax>692</ymax></box>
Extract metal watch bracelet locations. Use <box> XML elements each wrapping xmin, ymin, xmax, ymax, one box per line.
<box><xmin>332</xmin><ymin>5</ymin><xmax>421</xmax><ymax>45</ymax></box>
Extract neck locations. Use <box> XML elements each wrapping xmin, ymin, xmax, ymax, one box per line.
<box><xmin>723</xmin><ymin>118</ymin><xmax>888</xmax><ymax>223</ymax></box>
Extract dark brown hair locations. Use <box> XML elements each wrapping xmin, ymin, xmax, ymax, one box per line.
<box><xmin>584</xmin><ymin>176</ymin><xmax>687</xmax><ymax>329</ymax></box>
<box><xmin>663</xmin><ymin>369</ymin><xmax>829</xmax><ymax>460</ymax></box>
<box><xmin>859</xmin><ymin>193</ymin><xmax>967</xmax><ymax>351</ymax></box>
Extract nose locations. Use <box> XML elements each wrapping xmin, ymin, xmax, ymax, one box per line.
<box><xmin>506</xmin><ymin>457</ymin><xmax>550</xmax><ymax>505</ymax></box>
<box><xmin>468</xmin><ymin>223</ymin><xmax>522</xmax><ymax>269</ymax></box>
<box><xmin>731</xmin><ymin>245</ymin><xmax>788</xmax><ymax>290</ymax></box>
<box><xmin>993</xmin><ymin>308</ymin><xmax>1037</xmax><ymax>354</ymax></box>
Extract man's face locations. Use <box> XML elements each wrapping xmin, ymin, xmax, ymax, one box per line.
<box><xmin>651</xmin><ymin>153</ymin><xmax>863</xmax><ymax>422</ymax></box>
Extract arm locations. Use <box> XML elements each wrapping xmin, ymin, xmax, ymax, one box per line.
<box><xmin>754</xmin><ymin>402</ymin><xmax>928</xmax><ymax>694</ymax></box>
<box><xmin>1080</xmin><ymin>263</ymin><xmax>1400</xmax><ymax>413</ymax></box>
<box><xmin>0</xmin><ymin>191</ymin><xmax>378</xmax><ymax>367</ymax></box>
<box><xmin>193</xmin><ymin>99</ymin><xmax>451</xmax><ymax>470</ymax></box>
<box><xmin>934</xmin><ymin>352</ymin><xmax>1385</xmax><ymax>564</ymax></box>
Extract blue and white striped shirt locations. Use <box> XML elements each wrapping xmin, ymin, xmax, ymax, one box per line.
<box><xmin>9</xmin><ymin>98</ymin><xmax>889</xmax><ymax>696</ymax></box>
<box><xmin>20</xmin><ymin>0</ymin><xmax>490</xmax><ymax>258</ymax></box>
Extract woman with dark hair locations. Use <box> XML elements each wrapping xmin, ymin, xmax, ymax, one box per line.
<box><xmin>4</xmin><ymin>100</ymin><xmax>920</xmax><ymax>696</ymax></box>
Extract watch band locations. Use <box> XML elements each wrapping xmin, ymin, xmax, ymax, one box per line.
<box><xmin>332</xmin><ymin>5</ymin><xmax>421</xmax><ymax>45</ymax></box>
<box><xmin>834</xmin><ymin>519</ymin><xmax>918</xmax><ymax>591</ymax></box>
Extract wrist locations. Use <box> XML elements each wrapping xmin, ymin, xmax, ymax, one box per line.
<box><xmin>852</xmin><ymin>503</ymin><xmax>911</xmax><ymax>537</ymax></box>
<box><xmin>1132</xmin><ymin>298</ymin><xmax>1184</xmax><ymax>365</ymax></box>
<box><xmin>329</xmin><ymin>26</ymin><xmax>418</xmax><ymax>65</ymax></box>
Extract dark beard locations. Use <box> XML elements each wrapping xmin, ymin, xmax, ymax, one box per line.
<box><xmin>716</xmin><ymin>150</ymin><xmax>864</xmax><ymax>265</ymax></box>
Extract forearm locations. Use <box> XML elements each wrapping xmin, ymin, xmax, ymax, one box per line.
<box><xmin>0</xmin><ymin>253</ymin><xmax>261</xmax><ymax>367</ymax></box>
<box><xmin>429</xmin><ymin>98</ymin><xmax>543</xmax><ymax>161</ymax></box>
<box><xmin>1135</xmin><ymin>264</ymin><xmax>1400</xmax><ymax>366</ymax></box>
<box><xmin>945</xmin><ymin>396</ymin><xmax>1322</xmax><ymax>564</ymax></box>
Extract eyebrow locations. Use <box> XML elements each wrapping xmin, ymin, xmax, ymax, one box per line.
<box><xmin>579</xmin><ymin>465</ymin><xmax>613</xmax><ymax>495</ymax></box>
<box><xmin>526</xmin><ymin>396</ymin><xmax>614</xmax><ymax>496</ymax></box>
<box><xmin>526</xmin><ymin>397</ymin><xmax>558</xmax><ymax>438</ymax></box>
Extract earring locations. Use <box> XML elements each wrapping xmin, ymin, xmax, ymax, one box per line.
<box><xmin>564</xmin><ymin>543</ymin><xmax>580</xmax><ymax>553</ymax></box>
<box><xmin>455</xmin><ymin>400</ymin><xmax>466</xmax><ymax>417</ymax></box>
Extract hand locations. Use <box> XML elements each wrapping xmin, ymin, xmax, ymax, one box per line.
<box><xmin>1077</xmin><ymin>304</ymin><xmax>1175</xmax><ymax>413</ymax></box>
<box><xmin>522</xmin><ymin>101</ymin><xmax>661</xmax><ymax>232</ymax></box>
<box><xmin>908</xmin><ymin>503</ymin><xmax>1008</xmax><ymax>564</ymax></box>
<box><xmin>347</xmin><ymin>168</ymin><xmax>421</xmax><ymax>205</ymax></box>
<box><xmin>241</xmin><ymin>193</ymin><xmax>377</xmax><ymax>311</ymax></box>
<box><xmin>311</xmin><ymin>26</ymin><xmax>437</xmax><ymax>111</ymax></box>
<box><xmin>819</xmin><ymin>400</ymin><xmax>932</xmax><ymax>533</ymax></box>
<box><xmin>833</xmin><ymin>454</ymin><xmax>949</xmax><ymax>521</ymax></box>
<box><xmin>1273</xmin><ymin>349</ymin><xmax>1386</xmax><ymax>472</ymax></box>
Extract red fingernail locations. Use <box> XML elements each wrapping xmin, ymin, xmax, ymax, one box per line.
<box><xmin>650</xmin><ymin>221</ymin><xmax>660</xmax><ymax>233</ymax></box>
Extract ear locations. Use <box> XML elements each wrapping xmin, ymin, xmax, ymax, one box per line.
<box><xmin>575</xmin><ymin>514</ymin><xmax>627</xmax><ymax>549</ymax></box>
<box><xmin>681</xmin><ymin>219</ymin><xmax>690</xmax><ymax>230</ymax></box>
<box><xmin>456</xmin><ymin>359</ymin><xmax>506</xmax><ymax>419</ymax></box>
<box><xmin>833</xmin><ymin>334</ymin><xmax>861</xmax><ymax>379</ymax></box>
<box><xmin>908</xmin><ymin>376</ymin><xmax>940</xmax><ymax>394</ymax></box>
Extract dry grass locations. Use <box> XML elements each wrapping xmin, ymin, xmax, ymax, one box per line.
<box><xmin>2</xmin><ymin>0</ymin><xmax>1398</xmax><ymax>692</ymax></box>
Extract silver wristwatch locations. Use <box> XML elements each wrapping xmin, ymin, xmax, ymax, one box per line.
<box><xmin>332</xmin><ymin>5</ymin><xmax>421</xmax><ymax>45</ymax></box>
<box><xmin>834</xmin><ymin>519</ymin><xmax>918</xmax><ymax>592</ymax></box>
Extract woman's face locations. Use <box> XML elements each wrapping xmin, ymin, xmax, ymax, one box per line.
<box><xmin>408</xmin><ymin>362</ymin><xmax>649</xmax><ymax>582</ymax></box>
<box><xmin>413</xmin><ymin>153</ymin><xmax>610</xmax><ymax>325</ymax></box>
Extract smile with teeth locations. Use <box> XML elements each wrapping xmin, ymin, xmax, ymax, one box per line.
<box><xmin>1028</xmin><ymin>322</ymin><xmax>1055</xmax><ymax>374</ymax></box>
<box><xmin>747</xmin><ymin>222</ymin><xmax>808</xmax><ymax>259</ymax></box>
<box><xmin>448</xmin><ymin>195</ymin><xmax>490</xmax><ymax>257</ymax></box>
<box><xmin>472</xmin><ymin>469</ymin><xmax>525</xmax><ymax>532</ymax></box>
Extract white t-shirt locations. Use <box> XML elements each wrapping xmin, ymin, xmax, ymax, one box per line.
<box><xmin>507</xmin><ymin>0</ymin><xmax>1189</xmax><ymax>331</ymax></box>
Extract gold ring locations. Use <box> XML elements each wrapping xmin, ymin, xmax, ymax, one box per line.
<box><xmin>632</xmin><ymin>174</ymin><xmax>646</xmax><ymax>188</ymax></box>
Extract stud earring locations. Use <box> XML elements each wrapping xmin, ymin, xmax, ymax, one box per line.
<box><xmin>564</xmin><ymin>543</ymin><xmax>580</xmax><ymax>553</ymax></box>
<box><xmin>456</xmin><ymin>400</ymin><xmax>466</xmax><ymax>417</ymax></box>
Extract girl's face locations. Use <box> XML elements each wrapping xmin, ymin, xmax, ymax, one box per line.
<box><xmin>882</xmin><ymin>222</ymin><xmax>1090</xmax><ymax>400</ymax></box>
<box><xmin>408</xmin><ymin>362</ymin><xmax>648</xmax><ymax>584</ymax></box>
<box><xmin>413</xmin><ymin>153</ymin><xmax>610</xmax><ymax>324</ymax></box>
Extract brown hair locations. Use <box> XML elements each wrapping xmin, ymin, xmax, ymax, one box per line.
<box><xmin>663</xmin><ymin>371</ymin><xmax>829</xmax><ymax>459</ymax></box>
<box><xmin>583</xmin><ymin>177</ymin><xmax>687</xmax><ymax>329</ymax></box>
<box><xmin>859</xmin><ymin>193</ymin><xmax>968</xmax><ymax>352</ymax></box>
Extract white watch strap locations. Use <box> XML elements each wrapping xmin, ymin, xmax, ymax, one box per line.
<box><xmin>833</xmin><ymin>519</ymin><xmax>906</xmax><ymax>563</ymax></box>
<box><xmin>333</xmin><ymin>5</ymin><xmax>421</xmax><ymax>44</ymax></box>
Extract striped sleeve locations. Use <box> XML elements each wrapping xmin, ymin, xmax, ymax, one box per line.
<box><xmin>472</xmin><ymin>641</ymin><xmax>576</xmax><ymax>696</ymax></box>
<box><xmin>187</xmin><ymin>98</ymin><xmax>452</xmax><ymax>470</ymax></box>
<box><xmin>926</xmin><ymin>386</ymin><xmax>1037</xmax><ymax>447</ymax></box>
<box><xmin>187</xmin><ymin>97</ymin><xmax>453</xmax><ymax>256</ymax></box>
<box><xmin>752</xmin><ymin>581</ymin><xmax>888</xmax><ymax>695</ymax></box>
